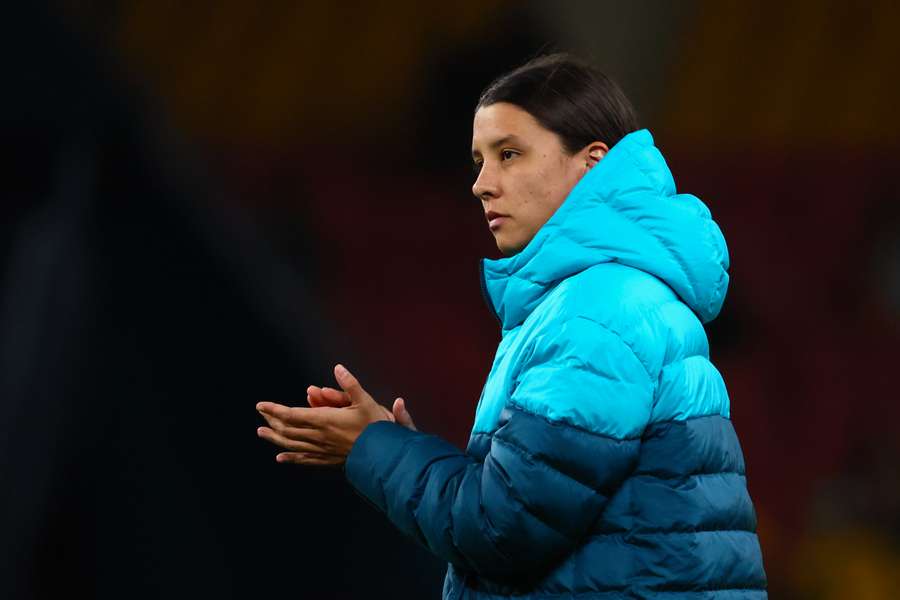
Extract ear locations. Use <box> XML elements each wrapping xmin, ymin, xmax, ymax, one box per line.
<box><xmin>582</xmin><ymin>141</ymin><xmax>609</xmax><ymax>172</ymax></box>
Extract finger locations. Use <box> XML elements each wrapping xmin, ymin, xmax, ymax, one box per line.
<box><xmin>306</xmin><ymin>390</ymin><xmax>323</xmax><ymax>408</ymax></box>
<box><xmin>256</xmin><ymin>412</ymin><xmax>326</xmax><ymax>442</ymax></box>
<box><xmin>258</xmin><ymin>411</ymin><xmax>318</xmax><ymax>440</ymax></box>
<box><xmin>307</xmin><ymin>385</ymin><xmax>351</xmax><ymax>408</ymax></box>
<box><xmin>258</xmin><ymin>402</ymin><xmax>329</xmax><ymax>427</ymax></box>
<box><xmin>257</xmin><ymin>401</ymin><xmax>291</xmax><ymax>418</ymax></box>
<box><xmin>257</xmin><ymin>407</ymin><xmax>298</xmax><ymax>433</ymax></box>
<box><xmin>333</xmin><ymin>364</ymin><xmax>370</xmax><ymax>405</ymax></box>
<box><xmin>276</xmin><ymin>451</ymin><xmax>343</xmax><ymax>467</ymax></box>
<box><xmin>307</xmin><ymin>388</ymin><xmax>324</xmax><ymax>408</ymax></box>
<box><xmin>257</xmin><ymin>427</ymin><xmax>329</xmax><ymax>453</ymax></box>
<box><xmin>258</xmin><ymin>410</ymin><xmax>286</xmax><ymax>432</ymax></box>
<box><xmin>392</xmin><ymin>397</ymin><xmax>417</xmax><ymax>431</ymax></box>
<box><xmin>280</xmin><ymin>423</ymin><xmax>327</xmax><ymax>443</ymax></box>
<box><xmin>306</xmin><ymin>386</ymin><xmax>327</xmax><ymax>407</ymax></box>
<box><xmin>321</xmin><ymin>386</ymin><xmax>351</xmax><ymax>406</ymax></box>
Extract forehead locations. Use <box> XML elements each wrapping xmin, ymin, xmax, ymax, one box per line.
<box><xmin>471</xmin><ymin>102</ymin><xmax>549</xmax><ymax>150</ymax></box>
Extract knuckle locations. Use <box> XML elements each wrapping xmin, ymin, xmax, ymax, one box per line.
<box><xmin>288</xmin><ymin>408</ymin><xmax>304</xmax><ymax>424</ymax></box>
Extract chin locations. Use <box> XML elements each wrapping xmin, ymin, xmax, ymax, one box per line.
<box><xmin>496</xmin><ymin>239</ymin><xmax>524</xmax><ymax>257</ymax></box>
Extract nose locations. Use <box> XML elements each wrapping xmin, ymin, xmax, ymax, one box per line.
<box><xmin>472</xmin><ymin>164</ymin><xmax>500</xmax><ymax>202</ymax></box>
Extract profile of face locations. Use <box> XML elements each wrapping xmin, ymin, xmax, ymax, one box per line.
<box><xmin>471</xmin><ymin>102</ymin><xmax>609</xmax><ymax>256</ymax></box>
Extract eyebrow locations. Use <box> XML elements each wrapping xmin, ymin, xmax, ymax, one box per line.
<box><xmin>471</xmin><ymin>134</ymin><xmax>523</xmax><ymax>158</ymax></box>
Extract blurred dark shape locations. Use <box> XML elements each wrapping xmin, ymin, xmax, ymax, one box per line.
<box><xmin>0</xmin><ymin>5</ymin><xmax>442</xmax><ymax>598</ymax></box>
<box><xmin>787</xmin><ymin>437</ymin><xmax>900</xmax><ymax>598</ymax></box>
<box><xmin>416</xmin><ymin>7</ymin><xmax>550</xmax><ymax>172</ymax></box>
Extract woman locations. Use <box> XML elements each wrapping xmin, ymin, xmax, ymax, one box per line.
<box><xmin>257</xmin><ymin>53</ymin><xmax>768</xmax><ymax>599</ymax></box>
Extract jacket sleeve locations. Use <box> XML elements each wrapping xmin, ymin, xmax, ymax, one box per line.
<box><xmin>344</xmin><ymin>316</ymin><xmax>654</xmax><ymax>583</ymax></box>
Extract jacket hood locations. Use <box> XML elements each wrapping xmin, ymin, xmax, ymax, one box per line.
<box><xmin>480</xmin><ymin>129</ymin><xmax>730</xmax><ymax>331</ymax></box>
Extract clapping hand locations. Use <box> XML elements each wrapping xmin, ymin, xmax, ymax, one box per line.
<box><xmin>256</xmin><ymin>364</ymin><xmax>416</xmax><ymax>466</ymax></box>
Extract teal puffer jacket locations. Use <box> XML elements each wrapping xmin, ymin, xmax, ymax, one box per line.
<box><xmin>346</xmin><ymin>129</ymin><xmax>767</xmax><ymax>599</ymax></box>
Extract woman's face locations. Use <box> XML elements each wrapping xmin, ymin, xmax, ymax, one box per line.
<box><xmin>471</xmin><ymin>102</ymin><xmax>607</xmax><ymax>256</ymax></box>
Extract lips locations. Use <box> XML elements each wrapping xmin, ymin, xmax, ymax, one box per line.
<box><xmin>486</xmin><ymin>211</ymin><xmax>509</xmax><ymax>231</ymax></box>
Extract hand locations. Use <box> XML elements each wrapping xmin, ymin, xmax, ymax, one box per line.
<box><xmin>307</xmin><ymin>379</ymin><xmax>416</xmax><ymax>431</ymax></box>
<box><xmin>256</xmin><ymin>364</ymin><xmax>410</xmax><ymax>466</ymax></box>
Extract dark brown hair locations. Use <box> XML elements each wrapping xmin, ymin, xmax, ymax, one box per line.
<box><xmin>476</xmin><ymin>53</ymin><xmax>639</xmax><ymax>153</ymax></box>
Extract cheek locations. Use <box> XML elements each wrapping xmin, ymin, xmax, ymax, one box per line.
<box><xmin>517</xmin><ymin>161</ymin><xmax>557</xmax><ymax>205</ymax></box>
<box><xmin>506</xmin><ymin>157</ymin><xmax>572</xmax><ymax>235</ymax></box>
<box><xmin>523</xmin><ymin>162</ymin><xmax>568</xmax><ymax>213</ymax></box>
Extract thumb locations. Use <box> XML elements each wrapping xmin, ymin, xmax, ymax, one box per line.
<box><xmin>392</xmin><ymin>397</ymin><xmax>417</xmax><ymax>431</ymax></box>
<box><xmin>334</xmin><ymin>364</ymin><xmax>369</xmax><ymax>405</ymax></box>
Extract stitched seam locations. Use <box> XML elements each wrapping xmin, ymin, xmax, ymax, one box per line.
<box><xmin>589</xmin><ymin>528</ymin><xmax>759</xmax><ymax>539</ymax></box>
<box><xmin>630</xmin><ymin>470</ymin><xmax>747</xmax><ymax>480</ymax></box>
<box><xmin>376</xmin><ymin>429</ymin><xmax>416</xmax><ymax>494</ymax></box>
<box><xmin>570</xmin><ymin>315</ymin><xmax>655</xmax><ymax>390</ymax></box>
<box><xmin>441</xmin><ymin>466</ymin><xmax>515</xmax><ymax>573</ymax></box>
<box><xmin>505</xmin><ymin>404</ymin><xmax>643</xmax><ymax>442</ymax></box>
<box><xmin>489</xmin><ymin>435</ymin><xmax>597</xmax><ymax>542</ymax></box>
<box><xmin>468</xmin><ymin>586</ymin><xmax>767</xmax><ymax>597</ymax></box>
<box><xmin>492</xmin><ymin>432</ymin><xmax>608</xmax><ymax>497</ymax></box>
<box><xmin>652</xmin><ymin>354</ymin><xmax>728</xmax><ymax>420</ymax></box>
<box><xmin>646</xmin><ymin>413</ymin><xmax>733</xmax><ymax>427</ymax></box>
<box><xmin>509</xmin><ymin>313</ymin><xmax>655</xmax><ymax>397</ymax></box>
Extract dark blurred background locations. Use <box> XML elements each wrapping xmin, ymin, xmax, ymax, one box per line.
<box><xmin>1</xmin><ymin>1</ymin><xmax>898</xmax><ymax>598</ymax></box>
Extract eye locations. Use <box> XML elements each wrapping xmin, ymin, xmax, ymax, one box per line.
<box><xmin>472</xmin><ymin>160</ymin><xmax>483</xmax><ymax>174</ymax></box>
<box><xmin>501</xmin><ymin>149</ymin><xmax>518</xmax><ymax>161</ymax></box>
